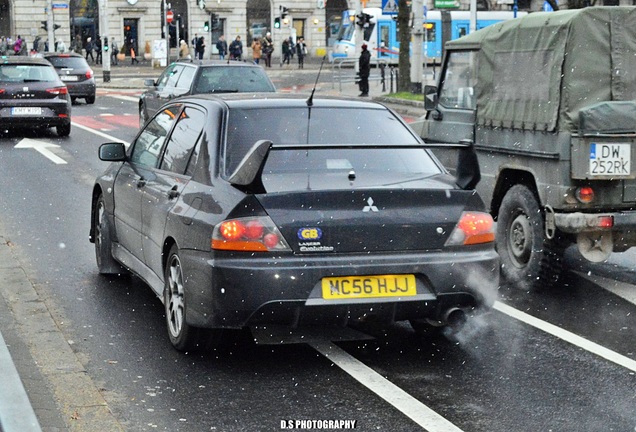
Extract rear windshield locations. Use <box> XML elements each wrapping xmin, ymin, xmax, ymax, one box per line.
<box><xmin>0</xmin><ymin>64</ymin><xmax>59</xmax><ymax>82</ymax></box>
<box><xmin>46</xmin><ymin>56</ymin><xmax>89</xmax><ymax>69</ymax></box>
<box><xmin>225</xmin><ymin>106</ymin><xmax>419</xmax><ymax>176</ymax></box>
<box><xmin>261</xmin><ymin>148</ymin><xmax>443</xmax><ymax>192</ymax></box>
<box><xmin>193</xmin><ymin>66</ymin><xmax>275</xmax><ymax>93</ymax></box>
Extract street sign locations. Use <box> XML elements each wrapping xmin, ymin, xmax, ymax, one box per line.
<box><xmin>52</xmin><ymin>3</ymin><xmax>68</xmax><ymax>9</ymax></box>
<box><xmin>166</xmin><ymin>10</ymin><xmax>174</xmax><ymax>23</ymax></box>
<box><xmin>382</xmin><ymin>0</ymin><xmax>398</xmax><ymax>15</ymax></box>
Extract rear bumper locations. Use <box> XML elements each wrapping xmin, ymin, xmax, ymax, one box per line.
<box><xmin>180</xmin><ymin>247</ymin><xmax>500</xmax><ymax>329</ymax></box>
<box><xmin>0</xmin><ymin>109</ymin><xmax>71</xmax><ymax>128</ymax></box>
<box><xmin>554</xmin><ymin>210</ymin><xmax>636</xmax><ymax>232</ymax></box>
<box><xmin>66</xmin><ymin>80</ymin><xmax>96</xmax><ymax>98</ymax></box>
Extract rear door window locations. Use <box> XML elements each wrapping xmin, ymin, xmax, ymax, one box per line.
<box><xmin>130</xmin><ymin>105</ymin><xmax>181</xmax><ymax>168</ymax></box>
<box><xmin>160</xmin><ymin>106</ymin><xmax>205</xmax><ymax>174</ymax></box>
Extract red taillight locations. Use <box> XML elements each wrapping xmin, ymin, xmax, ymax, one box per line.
<box><xmin>576</xmin><ymin>187</ymin><xmax>594</xmax><ymax>203</ymax></box>
<box><xmin>212</xmin><ymin>217</ymin><xmax>290</xmax><ymax>252</ymax></box>
<box><xmin>47</xmin><ymin>86</ymin><xmax>68</xmax><ymax>95</ymax></box>
<box><xmin>598</xmin><ymin>216</ymin><xmax>613</xmax><ymax>228</ymax></box>
<box><xmin>86</xmin><ymin>69</ymin><xmax>94</xmax><ymax>79</ymax></box>
<box><xmin>445</xmin><ymin>212</ymin><xmax>495</xmax><ymax>246</ymax></box>
<box><xmin>0</xmin><ymin>89</ymin><xmax>5</xmax><ymax>94</ymax></box>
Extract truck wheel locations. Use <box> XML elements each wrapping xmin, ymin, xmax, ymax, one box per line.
<box><xmin>496</xmin><ymin>185</ymin><xmax>565</xmax><ymax>289</ymax></box>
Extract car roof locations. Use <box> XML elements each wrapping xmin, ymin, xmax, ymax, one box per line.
<box><xmin>177</xmin><ymin>93</ymin><xmax>390</xmax><ymax>110</ymax></box>
<box><xmin>174</xmin><ymin>59</ymin><xmax>267</xmax><ymax>69</ymax></box>
<box><xmin>0</xmin><ymin>56</ymin><xmax>54</xmax><ymax>66</ymax></box>
<box><xmin>42</xmin><ymin>52</ymin><xmax>85</xmax><ymax>59</ymax></box>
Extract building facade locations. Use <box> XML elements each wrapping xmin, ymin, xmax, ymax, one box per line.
<box><xmin>1</xmin><ymin>0</ymin><xmax>634</xmax><ymax>60</ymax></box>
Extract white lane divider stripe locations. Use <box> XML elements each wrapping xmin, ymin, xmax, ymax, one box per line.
<box><xmin>494</xmin><ymin>301</ymin><xmax>636</xmax><ymax>373</ymax></box>
<box><xmin>71</xmin><ymin>121</ymin><xmax>130</xmax><ymax>147</ymax></box>
<box><xmin>310</xmin><ymin>340</ymin><xmax>464</xmax><ymax>432</ymax></box>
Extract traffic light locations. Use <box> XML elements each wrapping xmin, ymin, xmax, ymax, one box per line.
<box><xmin>280</xmin><ymin>6</ymin><xmax>289</xmax><ymax>19</ymax></box>
<box><xmin>54</xmin><ymin>24</ymin><xmax>61</xmax><ymax>31</ymax></box>
<box><xmin>274</xmin><ymin>17</ymin><xmax>281</xmax><ymax>29</ymax></box>
<box><xmin>210</xmin><ymin>13</ymin><xmax>219</xmax><ymax>30</ymax></box>
<box><xmin>356</xmin><ymin>13</ymin><xmax>372</xmax><ymax>28</ymax></box>
<box><xmin>103</xmin><ymin>37</ymin><xmax>109</xmax><ymax>51</ymax></box>
<box><xmin>204</xmin><ymin>21</ymin><xmax>210</xmax><ymax>31</ymax></box>
<box><xmin>41</xmin><ymin>20</ymin><xmax>47</xmax><ymax>31</ymax></box>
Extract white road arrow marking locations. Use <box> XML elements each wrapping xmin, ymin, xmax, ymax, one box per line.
<box><xmin>15</xmin><ymin>138</ymin><xmax>67</xmax><ymax>165</ymax></box>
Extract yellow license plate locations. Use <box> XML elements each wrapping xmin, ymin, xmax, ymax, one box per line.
<box><xmin>321</xmin><ymin>274</ymin><xmax>417</xmax><ymax>300</ymax></box>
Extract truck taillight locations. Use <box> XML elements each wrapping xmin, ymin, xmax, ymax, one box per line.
<box><xmin>445</xmin><ymin>212</ymin><xmax>495</xmax><ymax>246</ymax></box>
<box><xmin>212</xmin><ymin>216</ymin><xmax>291</xmax><ymax>252</ymax></box>
<box><xmin>576</xmin><ymin>187</ymin><xmax>594</xmax><ymax>203</ymax></box>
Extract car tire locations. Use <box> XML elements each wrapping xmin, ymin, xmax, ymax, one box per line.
<box><xmin>86</xmin><ymin>95</ymin><xmax>96</xmax><ymax>104</ymax></box>
<box><xmin>139</xmin><ymin>103</ymin><xmax>148</xmax><ymax>128</ymax></box>
<box><xmin>496</xmin><ymin>185</ymin><xmax>566</xmax><ymax>290</ymax></box>
<box><xmin>164</xmin><ymin>245</ymin><xmax>221</xmax><ymax>352</ymax></box>
<box><xmin>94</xmin><ymin>194</ymin><xmax>128</xmax><ymax>275</ymax></box>
<box><xmin>56</xmin><ymin>123</ymin><xmax>71</xmax><ymax>137</ymax></box>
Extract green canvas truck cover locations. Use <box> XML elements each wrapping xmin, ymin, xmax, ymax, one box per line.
<box><xmin>445</xmin><ymin>7</ymin><xmax>636</xmax><ymax>133</ymax></box>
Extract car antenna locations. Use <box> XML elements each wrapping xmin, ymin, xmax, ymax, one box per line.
<box><xmin>306</xmin><ymin>56</ymin><xmax>327</xmax><ymax>107</ymax></box>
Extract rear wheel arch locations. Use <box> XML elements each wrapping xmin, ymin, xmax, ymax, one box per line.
<box><xmin>491</xmin><ymin>168</ymin><xmax>540</xmax><ymax>220</ymax></box>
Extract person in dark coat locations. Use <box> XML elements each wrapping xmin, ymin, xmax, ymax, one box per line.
<box><xmin>358</xmin><ymin>43</ymin><xmax>371</xmax><ymax>97</ymax></box>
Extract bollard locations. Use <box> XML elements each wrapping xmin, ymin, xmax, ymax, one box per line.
<box><xmin>380</xmin><ymin>63</ymin><xmax>386</xmax><ymax>92</ymax></box>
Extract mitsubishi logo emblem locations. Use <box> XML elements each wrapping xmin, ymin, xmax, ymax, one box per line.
<box><xmin>362</xmin><ymin>197</ymin><xmax>378</xmax><ymax>212</ymax></box>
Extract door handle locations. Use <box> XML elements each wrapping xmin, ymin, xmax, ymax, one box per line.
<box><xmin>168</xmin><ymin>185</ymin><xmax>180</xmax><ymax>199</ymax></box>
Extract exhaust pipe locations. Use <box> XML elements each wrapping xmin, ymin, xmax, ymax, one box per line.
<box><xmin>441</xmin><ymin>307</ymin><xmax>468</xmax><ymax>331</ymax></box>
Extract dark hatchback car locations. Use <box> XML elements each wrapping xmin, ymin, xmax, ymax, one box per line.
<box><xmin>139</xmin><ymin>60</ymin><xmax>276</xmax><ymax>127</ymax></box>
<box><xmin>90</xmin><ymin>94</ymin><xmax>499</xmax><ymax>351</ymax></box>
<box><xmin>43</xmin><ymin>52</ymin><xmax>96</xmax><ymax>104</ymax></box>
<box><xmin>0</xmin><ymin>56</ymin><xmax>72</xmax><ymax>136</ymax></box>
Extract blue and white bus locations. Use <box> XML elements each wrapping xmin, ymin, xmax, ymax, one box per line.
<box><xmin>331</xmin><ymin>8</ymin><xmax>526</xmax><ymax>64</ymax></box>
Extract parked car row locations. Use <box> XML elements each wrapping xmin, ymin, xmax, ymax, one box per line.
<box><xmin>0</xmin><ymin>52</ymin><xmax>96</xmax><ymax>136</ymax></box>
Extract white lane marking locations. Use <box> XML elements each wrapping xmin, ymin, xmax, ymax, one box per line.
<box><xmin>575</xmin><ymin>271</ymin><xmax>636</xmax><ymax>305</ymax></box>
<box><xmin>14</xmin><ymin>138</ymin><xmax>67</xmax><ymax>164</ymax></box>
<box><xmin>494</xmin><ymin>301</ymin><xmax>636</xmax><ymax>373</ymax></box>
<box><xmin>310</xmin><ymin>340</ymin><xmax>464</xmax><ymax>432</ymax></box>
<box><xmin>108</xmin><ymin>95</ymin><xmax>139</xmax><ymax>103</ymax></box>
<box><xmin>71</xmin><ymin>121</ymin><xmax>130</xmax><ymax>147</ymax></box>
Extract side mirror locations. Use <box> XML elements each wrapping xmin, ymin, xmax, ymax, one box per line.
<box><xmin>144</xmin><ymin>78</ymin><xmax>156</xmax><ymax>87</ymax></box>
<box><xmin>455</xmin><ymin>139</ymin><xmax>480</xmax><ymax>190</ymax></box>
<box><xmin>424</xmin><ymin>85</ymin><xmax>438</xmax><ymax>111</ymax></box>
<box><xmin>99</xmin><ymin>142</ymin><xmax>127</xmax><ymax>161</ymax></box>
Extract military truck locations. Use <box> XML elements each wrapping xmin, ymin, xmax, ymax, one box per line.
<box><xmin>411</xmin><ymin>7</ymin><xmax>636</xmax><ymax>289</ymax></box>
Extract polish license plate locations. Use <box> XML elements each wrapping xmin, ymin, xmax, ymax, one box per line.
<box><xmin>589</xmin><ymin>143</ymin><xmax>631</xmax><ymax>177</ymax></box>
<box><xmin>321</xmin><ymin>274</ymin><xmax>417</xmax><ymax>300</ymax></box>
<box><xmin>11</xmin><ymin>107</ymin><xmax>42</xmax><ymax>115</ymax></box>
<box><xmin>60</xmin><ymin>75</ymin><xmax>78</xmax><ymax>81</ymax></box>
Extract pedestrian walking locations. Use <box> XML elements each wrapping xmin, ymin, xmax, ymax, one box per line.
<box><xmin>71</xmin><ymin>34</ymin><xmax>82</xmax><ymax>54</ymax></box>
<box><xmin>195</xmin><ymin>36</ymin><xmax>205</xmax><ymax>60</ymax></box>
<box><xmin>251</xmin><ymin>37</ymin><xmax>261</xmax><ymax>64</ymax></box>
<box><xmin>216</xmin><ymin>35</ymin><xmax>227</xmax><ymax>60</ymax></box>
<box><xmin>179</xmin><ymin>40</ymin><xmax>190</xmax><ymax>60</ymax></box>
<box><xmin>130</xmin><ymin>38</ymin><xmax>139</xmax><ymax>64</ymax></box>
<box><xmin>358</xmin><ymin>43</ymin><xmax>371</xmax><ymax>97</ymax></box>
<box><xmin>262</xmin><ymin>32</ymin><xmax>274</xmax><ymax>67</ymax></box>
<box><xmin>0</xmin><ymin>37</ymin><xmax>7</xmax><ymax>56</ymax></box>
<box><xmin>56</xmin><ymin>38</ymin><xmax>67</xmax><ymax>53</ymax></box>
<box><xmin>229</xmin><ymin>36</ymin><xmax>242</xmax><ymax>61</ymax></box>
<box><xmin>85</xmin><ymin>37</ymin><xmax>95</xmax><ymax>62</ymax></box>
<box><xmin>13</xmin><ymin>35</ymin><xmax>23</xmax><ymax>55</ymax></box>
<box><xmin>111</xmin><ymin>38</ymin><xmax>119</xmax><ymax>65</ymax></box>
<box><xmin>296</xmin><ymin>37</ymin><xmax>306</xmax><ymax>69</ymax></box>
<box><xmin>94</xmin><ymin>35</ymin><xmax>102</xmax><ymax>64</ymax></box>
<box><xmin>282</xmin><ymin>38</ymin><xmax>291</xmax><ymax>65</ymax></box>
